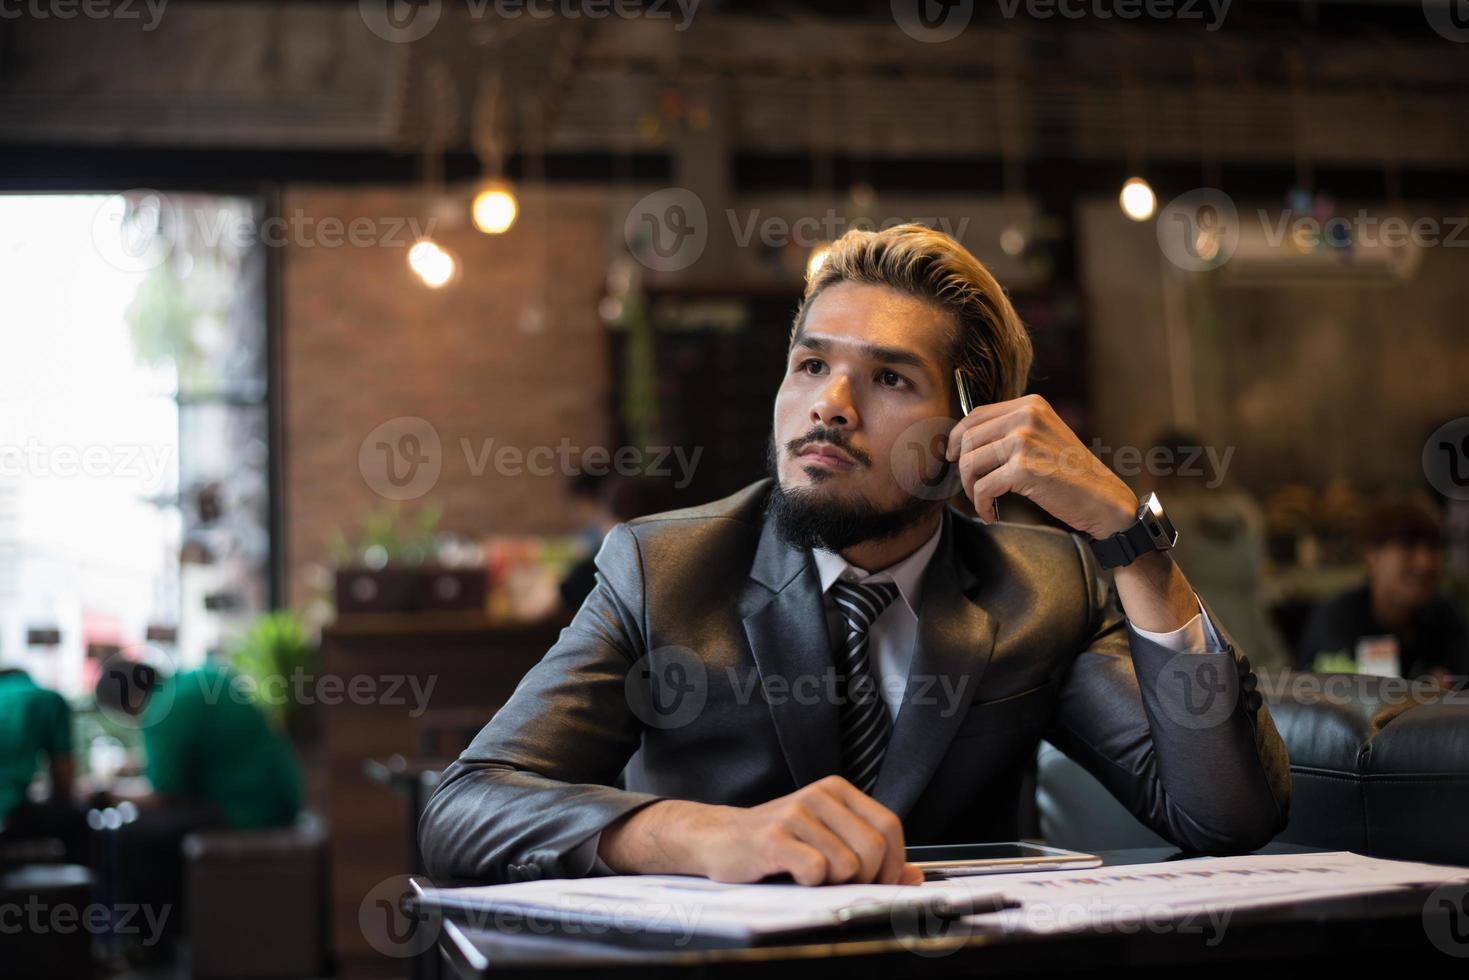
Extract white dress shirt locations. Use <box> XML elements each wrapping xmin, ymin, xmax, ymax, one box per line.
<box><xmin>811</xmin><ymin>518</ymin><xmax>1224</xmax><ymax>723</ymax></box>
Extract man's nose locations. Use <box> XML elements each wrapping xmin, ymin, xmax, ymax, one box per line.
<box><xmin>810</xmin><ymin>375</ymin><xmax>858</xmax><ymax>429</ymax></box>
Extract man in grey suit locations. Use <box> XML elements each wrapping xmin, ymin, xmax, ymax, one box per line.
<box><xmin>420</xmin><ymin>224</ymin><xmax>1290</xmax><ymax>887</ymax></box>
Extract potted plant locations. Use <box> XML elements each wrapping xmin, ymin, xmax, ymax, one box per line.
<box><xmin>229</xmin><ymin>611</ymin><xmax>319</xmax><ymax>750</ymax></box>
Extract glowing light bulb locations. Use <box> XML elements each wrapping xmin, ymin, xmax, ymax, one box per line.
<box><xmin>1119</xmin><ymin>177</ymin><xmax>1157</xmax><ymax>222</ymax></box>
<box><xmin>471</xmin><ymin>182</ymin><xmax>519</xmax><ymax>235</ymax></box>
<box><xmin>999</xmin><ymin>223</ymin><xmax>1027</xmax><ymax>257</ymax></box>
<box><xmin>408</xmin><ymin>239</ymin><xmax>457</xmax><ymax>288</ymax></box>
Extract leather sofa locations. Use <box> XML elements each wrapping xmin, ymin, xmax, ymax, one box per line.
<box><xmin>1036</xmin><ymin>671</ymin><xmax>1469</xmax><ymax>866</ymax></box>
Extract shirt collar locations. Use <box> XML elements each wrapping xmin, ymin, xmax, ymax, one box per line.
<box><xmin>810</xmin><ymin>515</ymin><xmax>944</xmax><ymax>618</ymax></box>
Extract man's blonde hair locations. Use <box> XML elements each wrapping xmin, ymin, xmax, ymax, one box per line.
<box><xmin>792</xmin><ymin>223</ymin><xmax>1033</xmax><ymax>406</ymax></box>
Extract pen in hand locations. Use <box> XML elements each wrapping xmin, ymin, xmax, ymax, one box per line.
<box><xmin>954</xmin><ymin>368</ymin><xmax>1000</xmax><ymax>524</ymax></box>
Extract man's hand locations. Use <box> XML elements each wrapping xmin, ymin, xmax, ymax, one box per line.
<box><xmin>946</xmin><ymin>394</ymin><xmax>1199</xmax><ymax>634</ymax></box>
<box><xmin>945</xmin><ymin>394</ymin><xmax>1137</xmax><ymax>538</ymax></box>
<box><xmin>599</xmin><ymin>775</ymin><xmax>924</xmax><ymax>886</ymax></box>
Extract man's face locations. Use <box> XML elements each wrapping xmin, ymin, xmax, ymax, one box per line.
<box><xmin>1366</xmin><ymin>540</ymin><xmax>1445</xmax><ymax>612</ymax></box>
<box><xmin>773</xmin><ymin>281</ymin><xmax>956</xmax><ymax>516</ymax></box>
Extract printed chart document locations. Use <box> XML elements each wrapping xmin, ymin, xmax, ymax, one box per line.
<box><xmin>938</xmin><ymin>851</ymin><xmax>1469</xmax><ymax>935</ymax></box>
<box><xmin>417</xmin><ymin>874</ymin><xmax>1012</xmax><ymax>942</ymax></box>
<box><xmin>417</xmin><ymin>852</ymin><xmax>1469</xmax><ymax>945</ymax></box>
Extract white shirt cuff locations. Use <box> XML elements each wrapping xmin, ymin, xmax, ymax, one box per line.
<box><xmin>1128</xmin><ymin>596</ymin><xmax>1225</xmax><ymax>654</ymax></box>
<box><xmin>565</xmin><ymin>831</ymin><xmax>616</xmax><ymax>876</ymax></box>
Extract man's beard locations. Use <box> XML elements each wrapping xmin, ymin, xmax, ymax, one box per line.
<box><xmin>765</xmin><ymin>434</ymin><xmax>939</xmax><ymax>553</ymax></box>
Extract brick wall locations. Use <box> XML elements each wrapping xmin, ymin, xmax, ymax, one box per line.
<box><xmin>280</xmin><ymin>186</ymin><xmax>613</xmax><ymax>610</ymax></box>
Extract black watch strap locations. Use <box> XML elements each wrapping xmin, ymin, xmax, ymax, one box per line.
<box><xmin>1089</xmin><ymin>520</ymin><xmax>1159</xmax><ymax>570</ymax></box>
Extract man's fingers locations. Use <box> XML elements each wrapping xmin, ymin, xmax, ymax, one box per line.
<box><xmin>950</xmin><ymin>413</ymin><xmax>1015</xmax><ymax>463</ymax></box>
<box><xmin>823</xmin><ymin>782</ymin><xmax>909</xmax><ymax>885</ymax></box>
<box><xmin>785</xmin><ymin>812</ymin><xmax>864</xmax><ymax>883</ymax></box>
<box><xmin>772</xmin><ymin>836</ymin><xmax>837</xmax><ymax>886</ymax></box>
<box><xmin>947</xmin><ymin>400</ymin><xmax>1026</xmax><ymax>458</ymax></box>
<box><xmin>803</xmin><ymin>790</ymin><xmax>887</xmax><ymax>883</ymax></box>
<box><xmin>971</xmin><ymin>458</ymin><xmax>1020</xmax><ymax>513</ymax></box>
<box><xmin>956</xmin><ymin>439</ymin><xmax>1009</xmax><ymax>495</ymax></box>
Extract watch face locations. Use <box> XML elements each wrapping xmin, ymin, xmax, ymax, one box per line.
<box><xmin>1139</xmin><ymin>493</ymin><xmax>1179</xmax><ymax>549</ymax></box>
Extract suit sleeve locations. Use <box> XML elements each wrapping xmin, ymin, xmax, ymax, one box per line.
<box><xmin>1041</xmin><ymin>533</ymin><xmax>1292</xmax><ymax>855</ymax></box>
<box><xmin>418</xmin><ymin>524</ymin><xmax>664</xmax><ymax>883</ymax></box>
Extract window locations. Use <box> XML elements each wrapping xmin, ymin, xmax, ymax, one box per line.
<box><xmin>0</xmin><ymin>192</ymin><xmax>273</xmax><ymax>698</ymax></box>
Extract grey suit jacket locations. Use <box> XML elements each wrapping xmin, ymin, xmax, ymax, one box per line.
<box><xmin>419</xmin><ymin>478</ymin><xmax>1291</xmax><ymax>883</ymax></box>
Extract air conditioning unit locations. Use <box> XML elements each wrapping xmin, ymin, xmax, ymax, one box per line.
<box><xmin>1221</xmin><ymin>208</ymin><xmax>1427</xmax><ymax>284</ymax></box>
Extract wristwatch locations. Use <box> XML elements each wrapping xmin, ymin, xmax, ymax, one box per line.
<box><xmin>1088</xmin><ymin>492</ymin><xmax>1179</xmax><ymax>570</ymax></box>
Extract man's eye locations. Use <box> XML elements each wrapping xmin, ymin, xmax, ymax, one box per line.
<box><xmin>798</xmin><ymin>358</ymin><xmax>826</xmax><ymax>375</ymax></box>
<box><xmin>877</xmin><ymin>369</ymin><xmax>908</xmax><ymax>389</ymax></box>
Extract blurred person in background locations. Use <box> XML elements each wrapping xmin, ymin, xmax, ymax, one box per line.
<box><xmin>93</xmin><ymin>658</ymin><xmax>302</xmax><ymax>956</ymax></box>
<box><xmin>566</xmin><ymin>471</ymin><xmax>614</xmax><ymax>557</ymax></box>
<box><xmin>0</xmin><ymin>664</ymin><xmax>84</xmax><ymax>862</ymax></box>
<box><xmin>1143</xmin><ymin>430</ymin><xmax>1290</xmax><ymax>670</ymax></box>
<box><xmin>1296</xmin><ymin>497</ymin><xmax>1469</xmax><ymax>689</ymax></box>
<box><xmin>559</xmin><ymin>474</ymin><xmax>672</xmax><ymax>610</ymax></box>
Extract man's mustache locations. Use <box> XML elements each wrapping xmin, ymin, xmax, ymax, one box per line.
<box><xmin>785</xmin><ymin>427</ymin><xmax>872</xmax><ymax>468</ymax></box>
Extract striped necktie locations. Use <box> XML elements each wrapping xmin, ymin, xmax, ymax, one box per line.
<box><xmin>828</xmin><ymin>580</ymin><xmax>900</xmax><ymax>795</ymax></box>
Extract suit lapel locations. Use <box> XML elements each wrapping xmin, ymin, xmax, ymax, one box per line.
<box><xmin>741</xmin><ymin>506</ymin><xmax>845</xmax><ymax>787</ymax></box>
<box><xmin>872</xmin><ymin>509</ymin><xmax>999</xmax><ymax>819</ymax></box>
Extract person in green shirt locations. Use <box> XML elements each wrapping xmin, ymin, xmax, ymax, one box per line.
<box><xmin>0</xmin><ymin>667</ymin><xmax>84</xmax><ymax>861</ymax></box>
<box><xmin>93</xmin><ymin>657</ymin><xmax>303</xmax><ymax>956</ymax></box>
<box><xmin>95</xmin><ymin>659</ymin><xmax>301</xmax><ymax>827</ymax></box>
